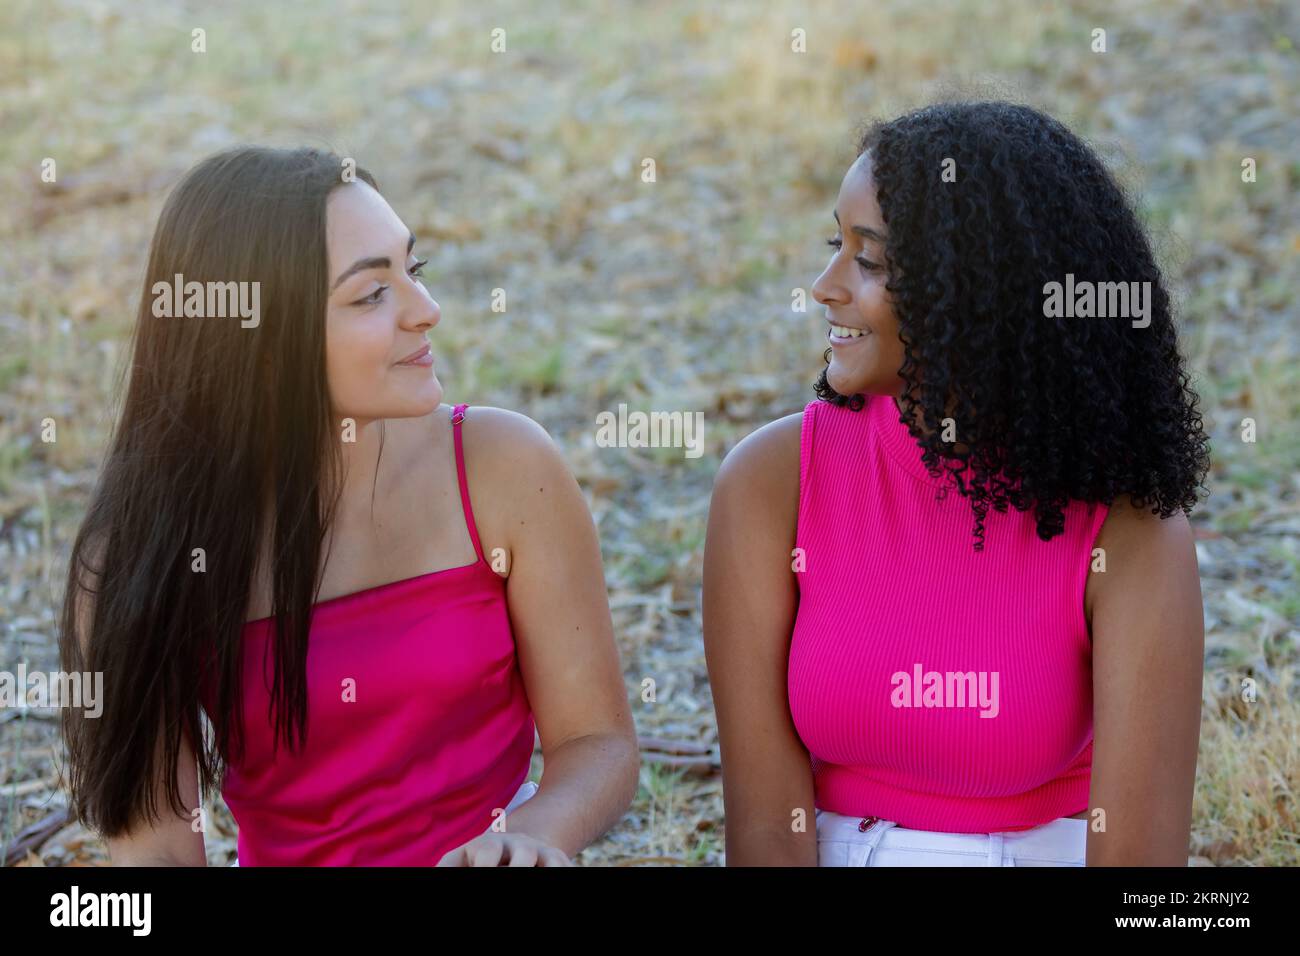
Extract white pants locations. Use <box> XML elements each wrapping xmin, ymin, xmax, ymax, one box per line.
<box><xmin>229</xmin><ymin>779</ymin><xmax>540</xmax><ymax>867</ymax></box>
<box><xmin>815</xmin><ymin>809</ymin><xmax>1088</xmax><ymax>866</ymax></box>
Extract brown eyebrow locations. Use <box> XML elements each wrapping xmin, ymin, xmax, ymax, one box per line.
<box><xmin>331</xmin><ymin>233</ymin><xmax>416</xmax><ymax>292</ymax></box>
<box><xmin>833</xmin><ymin>209</ymin><xmax>886</xmax><ymax>245</ymax></box>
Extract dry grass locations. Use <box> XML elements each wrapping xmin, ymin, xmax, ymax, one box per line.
<box><xmin>1</xmin><ymin>0</ymin><xmax>1297</xmax><ymax>866</ymax></box>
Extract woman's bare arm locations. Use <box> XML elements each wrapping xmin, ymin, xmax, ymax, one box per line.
<box><xmin>1085</xmin><ymin>495</ymin><xmax>1204</xmax><ymax>865</ymax></box>
<box><xmin>68</xmin><ymin>572</ymin><xmax>207</xmax><ymax>867</ymax></box>
<box><xmin>104</xmin><ymin>729</ymin><xmax>208</xmax><ymax>867</ymax></box>
<box><xmin>458</xmin><ymin>407</ymin><xmax>639</xmax><ymax>861</ymax></box>
<box><xmin>703</xmin><ymin>412</ymin><xmax>818</xmax><ymax>866</ymax></box>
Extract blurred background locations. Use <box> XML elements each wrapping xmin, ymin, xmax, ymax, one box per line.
<box><xmin>1</xmin><ymin>0</ymin><xmax>1296</xmax><ymax>866</ymax></box>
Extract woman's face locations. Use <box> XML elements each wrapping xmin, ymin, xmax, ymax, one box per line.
<box><xmin>323</xmin><ymin>181</ymin><xmax>442</xmax><ymax>423</ymax></box>
<box><xmin>812</xmin><ymin>152</ymin><xmax>906</xmax><ymax>399</ymax></box>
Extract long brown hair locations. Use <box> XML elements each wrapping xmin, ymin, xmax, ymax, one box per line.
<box><xmin>59</xmin><ymin>146</ymin><xmax>378</xmax><ymax>839</ymax></box>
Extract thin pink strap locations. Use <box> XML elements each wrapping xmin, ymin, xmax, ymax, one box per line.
<box><xmin>451</xmin><ymin>404</ymin><xmax>486</xmax><ymax>563</ymax></box>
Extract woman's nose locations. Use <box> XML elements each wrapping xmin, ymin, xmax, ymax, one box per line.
<box><xmin>812</xmin><ymin>270</ymin><xmax>840</xmax><ymax>307</ymax></box>
<box><xmin>406</xmin><ymin>292</ymin><xmax>439</xmax><ymax>331</ymax></box>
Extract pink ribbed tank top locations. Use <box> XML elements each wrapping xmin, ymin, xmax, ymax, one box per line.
<box><xmin>788</xmin><ymin>394</ymin><xmax>1108</xmax><ymax>833</ymax></box>
<box><xmin>205</xmin><ymin>403</ymin><xmax>536</xmax><ymax>864</ymax></box>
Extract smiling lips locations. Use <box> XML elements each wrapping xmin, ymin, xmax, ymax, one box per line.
<box><xmin>827</xmin><ymin>321</ymin><xmax>870</xmax><ymax>345</ymax></box>
<box><xmin>395</xmin><ymin>343</ymin><xmax>433</xmax><ymax>366</ymax></box>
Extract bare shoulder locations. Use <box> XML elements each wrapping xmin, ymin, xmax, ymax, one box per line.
<box><xmin>713</xmin><ymin>411</ymin><xmax>803</xmax><ymax>509</ymax></box>
<box><xmin>1088</xmin><ymin>493</ymin><xmax>1200</xmax><ymax>622</ymax></box>
<box><xmin>1094</xmin><ymin>493</ymin><xmax>1196</xmax><ymax>557</ymax></box>
<box><xmin>455</xmin><ymin>404</ymin><xmax>565</xmax><ymax>475</ymax></box>
<box><xmin>453</xmin><ymin>405</ymin><xmax>574</xmax><ymax>523</ymax></box>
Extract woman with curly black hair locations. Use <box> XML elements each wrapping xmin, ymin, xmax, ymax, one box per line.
<box><xmin>703</xmin><ymin>101</ymin><xmax>1210</xmax><ymax>866</ymax></box>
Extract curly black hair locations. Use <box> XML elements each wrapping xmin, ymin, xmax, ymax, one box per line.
<box><xmin>814</xmin><ymin>100</ymin><xmax>1210</xmax><ymax>550</ymax></box>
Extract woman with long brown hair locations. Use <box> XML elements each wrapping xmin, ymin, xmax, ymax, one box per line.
<box><xmin>59</xmin><ymin>146</ymin><xmax>638</xmax><ymax>866</ymax></box>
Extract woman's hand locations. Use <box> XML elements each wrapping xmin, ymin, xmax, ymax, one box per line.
<box><xmin>436</xmin><ymin>831</ymin><xmax>575</xmax><ymax>867</ymax></box>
